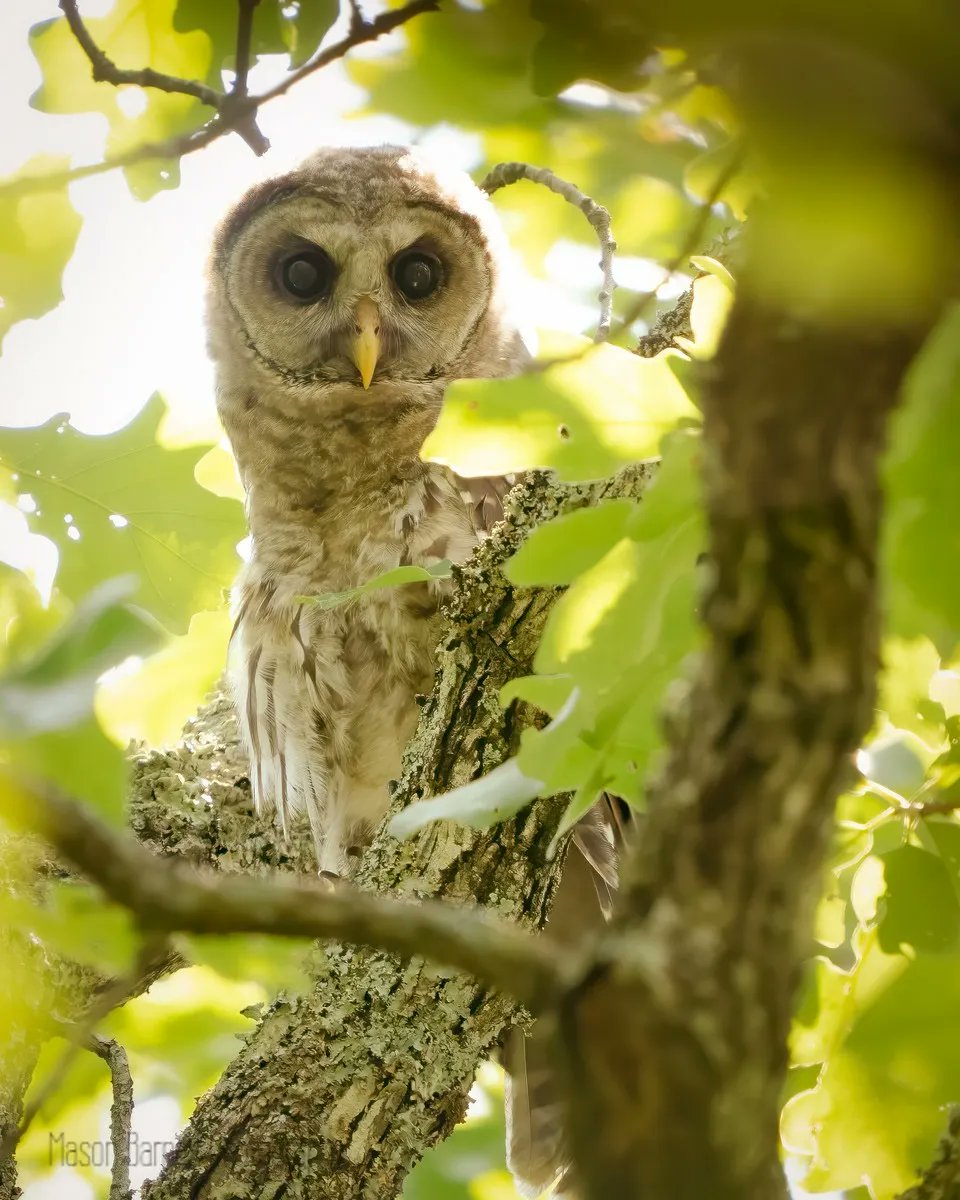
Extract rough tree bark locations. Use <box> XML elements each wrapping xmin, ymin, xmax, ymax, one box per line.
<box><xmin>135</xmin><ymin>465</ymin><xmax>649</xmax><ymax>1200</ymax></box>
<box><xmin>555</xmin><ymin>268</ymin><xmax>951</xmax><ymax>1198</ymax></box>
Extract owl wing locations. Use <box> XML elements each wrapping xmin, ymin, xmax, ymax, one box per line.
<box><xmin>452</xmin><ymin>471</ymin><xmax>519</xmax><ymax>537</ymax></box>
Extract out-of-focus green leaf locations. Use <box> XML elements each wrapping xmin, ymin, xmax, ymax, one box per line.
<box><xmin>506</xmin><ymin>499</ymin><xmax>638</xmax><ymax>587</ymax></box>
<box><xmin>884</xmin><ymin>305</ymin><xmax>960</xmax><ymax>656</ymax></box>
<box><xmin>351</xmin><ymin>1</ymin><xmax>545</xmax><ymax>132</ymax></box>
<box><xmin>0</xmin><ymin>883</ymin><xmax>140</xmax><ymax>975</ymax></box>
<box><xmin>174</xmin><ymin>0</ymin><xmax>338</xmax><ymax>74</ymax></box>
<box><xmin>878</xmin><ymin>636</ymin><xmax>942</xmax><ymax>742</ymax></box>
<box><xmin>784</xmin><ymin>928</ymin><xmax>960</xmax><ymax>1199</ymax></box>
<box><xmin>0</xmin><ymin>563</ymin><xmax>69</xmax><ymax>669</ymax></box>
<box><xmin>30</xmin><ymin>0</ymin><xmax>215</xmax><ymax>198</ymax></box>
<box><xmin>0</xmin><ymin>156</ymin><xmax>82</xmax><ymax>351</ymax></box>
<box><xmin>0</xmin><ymin>576</ymin><xmax>161</xmax><ymax>823</ymax></box>
<box><xmin>97</xmin><ymin>606</ymin><xmax>231</xmax><ymax>748</ymax></box>
<box><xmin>684</xmin><ymin>141</ymin><xmax>755</xmax><ymax>221</ymax></box>
<box><xmin>282</xmin><ymin>0</ymin><xmax>338</xmax><ymax>67</ymax></box>
<box><xmin>499</xmin><ymin>674</ymin><xmax>575</xmax><ymax>715</ymax></box>
<box><xmin>181</xmin><ymin>933</ymin><xmax>313</xmax><ymax>994</ymax></box>
<box><xmin>530</xmin><ymin>0</ymin><xmax>652</xmax><ymax>96</ymax></box>
<box><xmin>857</xmin><ymin>729</ymin><xmax>932</xmax><ymax>800</ymax></box>
<box><xmin>303</xmin><ymin>560</ymin><xmax>453</xmax><ymax>612</ymax></box>
<box><xmin>0</xmin><ymin>577</ymin><xmax>163</xmax><ymax>737</ymax></box>
<box><xmin>518</xmin><ymin>429</ymin><xmax>703</xmax><ymax>804</ymax></box>
<box><xmin>423</xmin><ymin>338</ymin><xmax>696</xmax><ymax>481</ymax></box>
<box><xmin>878</xmin><ymin>845</ymin><xmax>960</xmax><ymax>954</ymax></box>
<box><xmin>0</xmin><ymin>395</ymin><xmax>244</xmax><ymax>633</ymax></box>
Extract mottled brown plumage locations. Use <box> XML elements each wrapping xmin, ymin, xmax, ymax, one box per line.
<box><xmin>207</xmin><ymin>144</ymin><xmax>618</xmax><ymax>1197</ymax></box>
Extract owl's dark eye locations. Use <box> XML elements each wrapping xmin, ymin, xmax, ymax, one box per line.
<box><xmin>276</xmin><ymin>249</ymin><xmax>335</xmax><ymax>302</ymax></box>
<box><xmin>391</xmin><ymin>250</ymin><xmax>442</xmax><ymax>301</ymax></box>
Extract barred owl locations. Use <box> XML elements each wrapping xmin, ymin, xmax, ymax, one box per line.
<box><xmin>207</xmin><ymin>145</ymin><xmax>616</xmax><ymax>1198</ymax></box>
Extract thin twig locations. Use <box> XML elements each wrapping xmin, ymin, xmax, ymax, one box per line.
<box><xmin>504</xmin><ymin>141</ymin><xmax>743</xmax><ymax>376</ymax></box>
<box><xmin>346</xmin><ymin>0</ymin><xmax>367</xmax><ymax>35</ymax></box>
<box><xmin>0</xmin><ymin>937</ymin><xmax>164</xmax><ymax>1162</ymax></box>
<box><xmin>481</xmin><ymin>162</ymin><xmax>617</xmax><ymax>342</ymax></box>
<box><xmin>0</xmin><ymin>0</ymin><xmax>439</xmax><ymax>199</ymax></box>
<box><xmin>88</xmin><ymin>1036</ymin><xmax>134</xmax><ymax>1200</ymax></box>
<box><xmin>2</xmin><ymin>771</ymin><xmax>563</xmax><ymax>1013</ymax></box>
<box><xmin>58</xmin><ymin>0</ymin><xmax>222</xmax><ymax>108</ymax></box>
<box><xmin>231</xmin><ymin>0</ymin><xmax>261</xmax><ymax>98</ymax></box>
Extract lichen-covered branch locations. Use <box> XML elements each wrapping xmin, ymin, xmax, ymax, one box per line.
<box><xmin>117</xmin><ymin>465</ymin><xmax>648</xmax><ymax>1200</ymax></box>
<box><xmin>7</xmin><ymin>772</ymin><xmax>560</xmax><ymax>1012</ymax></box>
<box><xmin>88</xmin><ymin>1036</ymin><xmax>134</xmax><ymax>1200</ymax></box>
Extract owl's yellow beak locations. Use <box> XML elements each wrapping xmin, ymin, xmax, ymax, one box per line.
<box><xmin>351</xmin><ymin>296</ymin><xmax>381</xmax><ymax>390</ymax></box>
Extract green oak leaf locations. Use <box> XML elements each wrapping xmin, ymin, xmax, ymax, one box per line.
<box><xmin>30</xmin><ymin>0</ymin><xmax>215</xmax><ymax>198</ymax></box>
<box><xmin>0</xmin><ymin>156</ymin><xmax>82</xmax><ymax>351</ymax></box>
<box><xmin>877</xmin><ymin>844</ymin><xmax>960</xmax><ymax>954</ymax></box>
<box><xmin>784</xmin><ymin>929</ymin><xmax>960</xmax><ymax>1198</ymax></box>
<box><xmin>282</xmin><ymin>0</ymin><xmax>339</xmax><ymax>68</ymax></box>
<box><xmin>518</xmin><ymin>429</ymin><xmax>704</xmax><ymax>804</ymax></box>
<box><xmin>0</xmin><ymin>576</ymin><xmax>163</xmax><ymax>737</ymax></box>
<box><xmin>530</xmin><ymin>0</ymin><xmax>652</xmax><ymax>96</ymax></box>
<box><xmin>884</xmin><ymin>304</ymin><xmax>960</xmax><ymax>656</ymax></box>
<box><xmin>389</xmin><ymin>756</ymin><xmax>543</xmax><ymax>840</ymax></box>
<box><xmin>350</xmin><ymin>0</ymin><xmax>545</xmax><ymax>131</ymax></box>
<box><xmin>0</xmin><ymin>395</ymin><xmax>244</xmax><ymax>633</ymax></box>
<box><xmin>181</xmin><ymin>933</ymin><xmax>314</xmax><ymax>994</ymax></box>
<box><xmin>174</xmin><ymin>0</ymin><xmax>338</xmax><ymax>75</ymax></box>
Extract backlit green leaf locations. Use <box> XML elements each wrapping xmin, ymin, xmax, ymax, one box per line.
<box><xmin>31</xmin><ymin>0</ymin><xmax>215</xmax><ymax>198</ymax></box>
<box><xmin>0</xmin><ymin>156</ymin><xmax>82</xmax><ymax>351</ymax></box>
<box><xmin>0</xmin><ymin>395</ymin><xmax>244</xmax><ymax>633</ymax></box>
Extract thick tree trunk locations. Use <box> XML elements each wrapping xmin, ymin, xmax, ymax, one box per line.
<box><xmin>556</xmin><ymin>268</ymin><xmax>945</xmax><ymax>1199</ymax></box>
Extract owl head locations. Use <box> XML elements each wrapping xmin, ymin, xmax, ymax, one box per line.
<box><xmin>207</xmin><ymin>145</ymin><xmax>528</xmax><ymax>396</ymax></box>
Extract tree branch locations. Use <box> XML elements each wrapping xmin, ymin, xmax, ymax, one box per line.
<box><xmin>0</xmin><ymin>0</ymin><xmax>439</xmax><ymax>198</ymax></box>
<box><xmin>58</xmin><ymin>0</ymin><xmax>223</xmax><ymax>108</ymax></box>
<box><xmin>231</xmin><ymin>0</ymin><xmax>260</xmax><ymax>98</ymax></box>
<box><xmin>5</xmin><ymin>771</ymin><xmax>562</xmax><ymax>1014</ymax></box>
<box><xmin>132</xmin><ymin>465</ymin><xmax>652</xmax><ymax>1200</ymax></box>
<box><xmin>88</xmin><ymin>1036</ymin><xmax>134</xmax><ymax>1200</ymax></box>
<box><xmin>555</xmin><ymin>244</ymin><xmax>949</xmax><ymax>1200</ymax></box>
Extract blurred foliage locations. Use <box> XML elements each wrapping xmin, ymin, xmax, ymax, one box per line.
<box><xmin>2</xmin><ymin>1</ymin><xmax>960</xmax><ymax>1199</ymax></box>
<box><xmin>0</xmin><ymin>395</ymin><xmax>243</xmax><ymax>633</ymax></box>
<box><xmin>0</xmin><ymin>156</ymin><xmax>82</xmax><ymax>352</ymax></box>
